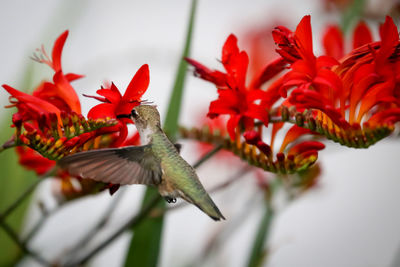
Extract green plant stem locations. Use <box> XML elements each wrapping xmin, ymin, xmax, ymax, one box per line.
<box><xmin>0</xmin><ymin>138</ymin><xmax>17</xmax><ymax>153</ymax></box>
<box><xmin>341</xmin><ymin>0</ymin><xmax>366</xmax><ymax>33</ymax></box>
<box><xmin>62</xmin><ymin>188</ymin><xmax>127</xmax><ymax>261</ymax></box>
<box><xmin>247</xmin><ymin>194</ymin><xmax>275</xmax><ymax>267</ymax></box>
<box><xmin>0</xmin><ymin>178</ymin><xmax>43</xmax><ymax>221</ymax></box>
<box><xmin>65</xmin><ymin>194</ymin><xmax>162</xmax><ymax>267</ymax></box>
<box><xmin>0</xmin><ymin>220</ymin><xmax>50</xmax><ymax>267</ymax></box>
<box><xmin>21</xmin><ymin>206</ymin><xmax>57</xmax><ymax>246</ymax></box>
<box><xmin>193</xmin><ymin>144</ymin><xmax>223</xmax><ymax>168</ymax></box>
<box><xmin>163</xmin><ymin>0</ymin><xmax>197</xmax><ymax>140</ymax></box>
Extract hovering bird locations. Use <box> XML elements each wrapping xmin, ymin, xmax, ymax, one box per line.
<box><xmin>59</xmin><ymin>105</ymin><xmax>225</xmax><ymax>221</ymax></box>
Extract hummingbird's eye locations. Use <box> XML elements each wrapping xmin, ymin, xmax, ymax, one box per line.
<box><xmin>131</xmin><ymin>109</ymin><xmax>138</xmax><ymax>118</ymax></box>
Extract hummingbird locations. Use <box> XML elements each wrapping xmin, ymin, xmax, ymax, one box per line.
<box><xmin>59</xmin><ymin>105</ymin><xmax>225</xmax><ymax>221</ymax></box>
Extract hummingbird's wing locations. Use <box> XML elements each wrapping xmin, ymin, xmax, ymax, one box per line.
<box><xmin>58</xmin><ymin>145</ymin><xmax>162</xmax><ymax>185</ymax></box>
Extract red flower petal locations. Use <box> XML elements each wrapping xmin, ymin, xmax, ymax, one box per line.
<box><xmin>314</xmin><ymin>68</ymin><xmax>343</xmax><ymax>106</ymax></box>
<box><xmin>294</xmin><ymin>15</ymin><xmax>314</xmax><ymax>60</ymax></box>
<box><xmin>323</xmin><ymin>25</ymin><xmax>344</xmax><ymax>60</ymax></box>
<box><xmin>115</xmin><ymin>100</ymin><xmax>139</xmax><ymax>116</ymax></box>
<box><xmin>208</xmin><ymin>99</ymin><xmax>236</xmax><ymax>117</ymax></box>
<box><xmin>316</xmin><ymin>55</ymin><xmax>339</xmax><ymax>69</ymax></box>
<box><xmin>226</xmin><ymin>114</ymin><xmax>241</xmax><ymax>140</ymax></box>
<box><xmin>250</xmin><ymin>57</ymin><xmax>287</xmax><ymax>89</ymax></box>
<box><xmin>349</xmin><ymin>64</ymin><xmax>378</xmax><ymax>122</ymax></box>
<box><xmin>96</xmin><ymin>88</ymin><xmax>122</xmax><ymax>103</ymax></box>
<box><xmin>243</xmin><ymin>130</ymin><xmax>272</xmax><ymax>156</ymax></box>
<box><xmin>185</xmin><ymin>58</ymin><xmax>226</xmax><ymax>86</ymax></box>
<box><xmin>228</xmin><ymin>51</ymin><xmax>249</xmax><ymax>89</ymax></box>
<box><xmin>87</xmin><ymin>103</ymin><xmax>116</xmax><ymax>119</ymax></box>
<box><xmin>3</xmin><ymin>84</ymin><xmax>62</xmax><ymax>124</ymax></box>
<box><xmin>368</xmin><ymin>108</ymin><xmax>400</xmax><ymax>125</ymax></box>
<box><xmin>270</xmin><ymin>122</ymin><xmax>284</xmax><ymax>149</ymax></box>
<box><xmin>16</xmin><ymin>146</ymin><xmax>55</xmax><ymax>175</ymax></box>
<box><xmin>376</xmin><ymin>16</ymin><xmax>399</xmax><ymax>66</ymax></box>
<box><xmin>222</xmin><ymin>34</ymin><xmax>239</xmax><ymax>66</ymax></box>
<box><xmin>272</xmin><ymin>26</ymin><xmax>300</xmax><ymax>62</ymax></box>
<box><xmin>65</xmin><ymin>73</ymin><xmax>84</xmax><ymax>82</ymax></box>
<box><xmin>353</xmin><ymin>21</ymin><xmax>373</xmax><ymax>49</ymax></box>
<box><xmin>51</xmin><ymin>30</ymin><xmax>69</xmax><ymax>72</ymax></box>
<box><xmin>52</xmin><ymin>71</ymin><xmax>82</xmax><ymax>113</ymax></box>
<box><xmin>243</xmin><ymin>105</ymin><xmax>269</xmax><ymax>125</ymax></box>
<box><xmin>280</xmin><ymin>125</ymin><xmax>312</xmax><ymax>152</ymax></box>
<box><xmin>288</xmin><ymin>141</ymin><xmax>325</xmax><ymax>156</ymax></box>
<box><xmin>123</xmin><ymin>64</ymin><xmax>150</xmax><ymax>101</ymax></box>
<box><xmin>357</xmin><ymin>80</ymin><xmax>395</xmax><ymax>122</ymax></box>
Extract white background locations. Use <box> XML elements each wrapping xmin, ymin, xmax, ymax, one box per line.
<box><xmin>1</xmin><ymin>1</ymin><xmax>400</xmax><ymax>267</ymax></box>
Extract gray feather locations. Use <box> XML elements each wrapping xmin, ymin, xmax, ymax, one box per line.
<box><xmin>58</xmin><ymin>145</ymin><xmax>162</xmax><ymax>185</ymax></box>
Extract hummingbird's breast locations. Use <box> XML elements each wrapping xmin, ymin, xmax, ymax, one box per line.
<box><xmin>150</xmin><ymin>131</ymin><xmax>202</xmax><ymax>194</ymax></box>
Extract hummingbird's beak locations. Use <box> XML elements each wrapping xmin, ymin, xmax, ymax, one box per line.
<box><xmin>116</xmin><ymin>114</ymin><xmax>131</xmax><ymax>119</ymax></box>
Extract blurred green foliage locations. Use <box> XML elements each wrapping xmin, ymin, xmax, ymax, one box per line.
<box><xmin>0</xmin><ymin>121</ymin><xmax>36</xmax><ymax>266</ymax></box>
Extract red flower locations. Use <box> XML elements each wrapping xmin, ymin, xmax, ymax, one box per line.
<box><xmin>86</xmin><ymin>64</ymin><xmax>150</xmax><ymax>145</ymax></box>
<box><xmin>322</xmin><ymin>25</ymin><xmax>344</xmax><ymax>60</ymax></box>
<box><xmin>275</xmin><ymin>15</ymin><xmax>400</xmax><ymax>131</ymax></box>
<box><xmin>3</xmin><ymin>84</ymin><xmax>63</xmax><ymax>129</ymax></box>
<box><xmin>243</xmin><ymin>128</ymin><xmax>324</xmax><ymax>172</ymax></box>
<box><xmin>87</xmin><ymin>64</ymin><xmax>149</xmax><ymax>119</ymax></box>
<box><xmin>2</xmin><ymin>31</ymin><xmax>153</xmax><ymax>199</ymax></box>
<box><xmin>187</xmin><ymin>35</ymin><xmax>281</xmax><ymax>139</ymax></box>
<box><xmin>3</xmin><ymin>31</ymin><xmax>84</xmax><ymax>135</ymax></box>
<box><xmin>3</xmin><ymin>31</ymin><xmax>121</xmax><ymax>176</ymax></box>
<box><xmin>16</xmin><ymin>146</ymin><xmax>55</xmax><ymax>175</ymax></box>
<box><xmin>31</xmin><ymin>30</ymin><xmax>83</xmax><ymax>114</ymax></box>
<box><xmin>334</xmin><ymin>16</ymin><xmax>400</xmax><ymax>126</ymax></box>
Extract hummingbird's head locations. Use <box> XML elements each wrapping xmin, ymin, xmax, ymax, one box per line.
<box><xmin>128</xmin><ymin>104</ymin><xmax>161</xmax><ymax>130</ymax></box>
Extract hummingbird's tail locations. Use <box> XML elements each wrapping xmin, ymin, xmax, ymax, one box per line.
<box><xmin>188</xmin><ymin>193</ymin><xmax>225</xmax><ymax>221</ymax></box>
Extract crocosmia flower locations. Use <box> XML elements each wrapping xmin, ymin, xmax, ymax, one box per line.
<box><xmin>186</xmin><ymin>34</ymin><xmax>285</xmax><ymax>139</ymax></box>
<box><xmin>2</xmin><ymin>31</ymin><xmax>148</xmax><ymax>198</ymax></box>
<box><xmin>85</xmin><ymin>64</ymin><xmax>149</xmax><ymax>146</ymax></box>
<box><xmin>272</xmin><ymin>15</ymin><xmax>400</xmax><ymax>147</ymax></box>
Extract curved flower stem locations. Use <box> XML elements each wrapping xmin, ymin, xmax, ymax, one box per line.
<box><xmin>61</xmin><ymin>188</ymin><xmax>127</xmax><ymax>260</ymax></box>
<box><xmin>246</xmin><ymin>178</ymin><xmax>280</xmax><ymax>267</ymax></box>
<box><xmin>0</xmin><ymin>137</ymin><xmax>17</xmax><ymax>153</ymax></box>
<box><xmin>247</xmin><ymin>196</ymin><xmax>274</xmax><ymax>267</ymax></box>
<box><xmin>0</xmin><ymin>220</ymin><xmax>51</xmax><ymax>267</ymax></box>
<box><xmin>0</xmin><ymin>169</ymin><xmax>53</xmax><ymax>221</ymax></box>
<box><xmin>193</xmin><ymin>144</ymin><xmax>223</xmax><ymax>168</ymax></box>
<box><xmin>0</xmin><ymin>178</ymin><xmax>44</xmax><ymax>221</ymax></box>
<box><xmin>262</xmin><ymin>109</ymin><xmax>392</xmax><ymax>149</ymax></box>
<box><xmin>21</xmin><ymin>205</ymin><xmax>58</xmax><ymax>246</ymax></box>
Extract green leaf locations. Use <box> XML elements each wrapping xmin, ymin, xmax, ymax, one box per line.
<box><xmin>341</xmin><ymin>0</ymin><xmax>366</xmax><ymax>33</ymax></box>
<box><xmin>163</xmin><ymin>0</ymin><xmax>197</xmax><ymax>142</ymax></box>
<box><xmin>123</xmin><ymin>188</ymin><xmax>164</xmax><ymax>267</ymax></box>
<box><xmin>0</xmin><ymin>62</ymin><xmax>38</xmax><ymax>266</ymax></box>
<box><xmin>123</xmin><ymin>1</ymin><xmax>197</xmax><ymax>266</ymax></box>
<box><xmin>246</xmin><ymin>199</ymin><xmax>274</xmax><ymax>267</ymax></box>
<box><xmin>0</xmin><ymin>141</ymin><xmax>37</xmax><ymax>266</ymax></box>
